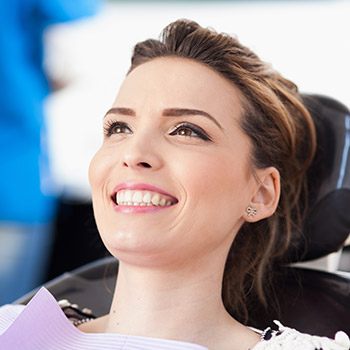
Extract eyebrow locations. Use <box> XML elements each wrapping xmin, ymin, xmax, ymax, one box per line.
<box><xmin>162</xmin><ymin>108</ymin><xmax>222</xmax><ymax>130</ymax></box>
<box><xmin>104</xmin><ymin>107</ymin><xmax>222</xmax><ymax>130</ymax></box>
<box><xmin>104</xmin><ymin>107</ymin><xmax>135</xmax><ymax>118</ymax></box>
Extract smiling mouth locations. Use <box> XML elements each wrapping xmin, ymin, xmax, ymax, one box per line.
<box><xmin>112</xmin><ymin>189</ymin><xmax>178</xmax><ymax>207</ymax></box>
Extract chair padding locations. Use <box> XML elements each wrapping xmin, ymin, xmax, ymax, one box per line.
<box><xmin>248</xmin><ymin>267</ymin><xmax>350</xmax><ymax>337</ymax></box>
<box><xmin>285</xmin><ymin>94</ymin><xmax>350</xmax><ymax>262</ymax></box>
<box><xmin>15</xmin><ymin>257</ymin><xmax>118</xmax><ymax>316</ymax></box>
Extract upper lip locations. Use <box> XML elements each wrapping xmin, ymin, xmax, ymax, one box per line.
<box><xmin>111</xmin><ymin>182</ymin><xmax>179</xmax><ymax>203</ymax></box>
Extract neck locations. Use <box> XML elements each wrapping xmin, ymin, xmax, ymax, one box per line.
<box><xmin>104</xmin><ymin>251</ymin><xmax>238</xmax><ymax>347</ymax></box>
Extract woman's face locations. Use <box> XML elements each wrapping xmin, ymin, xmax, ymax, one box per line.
<box><xmin>89</xmin><ymin>57</ymin><xmax>259</xmax><ymax>267</ymax></box>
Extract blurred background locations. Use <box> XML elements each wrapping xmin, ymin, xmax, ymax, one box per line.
<box><xmin>0</xmin><ymin>0</ymin><xmax>349</xmax><ymax>304</ymax></box>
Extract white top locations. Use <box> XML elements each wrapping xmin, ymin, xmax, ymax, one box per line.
<box><xmin>0</xmin><ymin>288</ymin><xmax>348</xmax><ymax>350</ymax></box>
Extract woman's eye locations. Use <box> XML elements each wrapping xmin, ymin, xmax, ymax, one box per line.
<box><xmin>169</xmin><ymin>123</ymin><xmax>212</xmax><ymax>142</ymax></box>
<box><xmin>175</xmin><ymin>127</ymin><xmax>196</xmax><ymax>137</ymax></box>
<box><xmin>104</xmin><ymin>121</ymin><xmax>132</xmax><ymax>137</ymax></box>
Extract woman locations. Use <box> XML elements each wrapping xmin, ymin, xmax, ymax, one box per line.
<box><xmin>0</xmin><ymin>19</ymin><xmax>349</xmax><ymax>350</ymax></box>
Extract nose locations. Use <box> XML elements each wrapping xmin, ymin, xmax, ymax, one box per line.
<box><xmin>121</xmin><ymin>136</ymin><xmax>163</xmax><ymax>171</ymax></box>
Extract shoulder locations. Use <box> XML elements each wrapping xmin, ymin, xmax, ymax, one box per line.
<box><xmin>0</xmin><ymin>304</ymin><xmax>25</xmax><ymax>335</ymax></box>
<box><xmin>253</xmin><ymin>321</ymin><xmax>350</xmax><ymax>350</ymax></box>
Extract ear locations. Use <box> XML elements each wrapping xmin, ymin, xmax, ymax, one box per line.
<box><xmin>245</xmin><ymin>167</ymin><xmax>280</xmax><ymax>222</ymax></box>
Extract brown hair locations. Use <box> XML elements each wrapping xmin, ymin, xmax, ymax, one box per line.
<box><xmin>128</xmin><ymin>19</ymin><xmax>316</xmax><ymax>323</ymax></box>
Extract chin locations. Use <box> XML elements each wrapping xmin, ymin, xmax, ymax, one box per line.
<box><xmin>102</xmin><ymin>228</ymin><xmax>160</xmax><ymax>255</ymax></box>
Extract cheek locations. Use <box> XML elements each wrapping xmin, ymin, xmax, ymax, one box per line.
<box><xmin>88</xmin><ymin>151</ymin><xmax>105</xmax><ymax>214</ymax></box>
<box><xmin>88</xmin><ymin>150</ymin><xmax>119</xmax><ymax>250</ymax></box>
<box><xmin>174</xmin><ymin>151</ymin><xmax>251</xmax><ymax>235</ymax></box>
<box><xmin>88</xmin><ymin>149</ymin><xmax>115</xmax><ymax>228</ymax></box>
<box><xmin>178</xmin><ymin>151</ymin><xmax>249</xmax><ymax>203</ymax></box>
<box><xmin>88</xmin><ymin>148</ymin><xmax>113</xmax><ymax>192</ymax></box>
<box><xmin>89</xmin><ymin>151</ymin><xmax>100</xmax><ymax>189</ymax></box>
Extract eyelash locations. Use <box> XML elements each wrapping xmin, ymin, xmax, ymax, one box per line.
<box><xmin>103</xmin><ymin>120</ymin><xmax>131</xmax><ymax>137</ymax></box>
<box><xmin>169</xmin><ymin>122</ymin><xmax>212</xmax><ymax>141</ymax></box>
<box><xmin>103</xmin><ymin>120</ymin><xmax>212</xmax><ymax>142</ymax></box>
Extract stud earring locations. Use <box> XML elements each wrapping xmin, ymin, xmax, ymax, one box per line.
<box><xmin>246</xmin><ymin>206</ymin><xmax>257</xmax><ymax>217</ymax></box>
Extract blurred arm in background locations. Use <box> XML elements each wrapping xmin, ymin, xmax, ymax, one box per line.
<box><xmin>0</xmin><ymin>0</ymin><xmax>101</xmax><ymax>305</ymax></box>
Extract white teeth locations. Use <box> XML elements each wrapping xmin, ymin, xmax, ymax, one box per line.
<box><xmin>116</xmin><ymin>192</ymin><xmax>122</xmax><ymax>204</ymax></box>
<box><xmin>143</xmin><ymin>192</ymin><xmax>151</xmax><ymax>204</ymax></box>
<box><xmin>151</xmin><ymin>193</ymin><xmax>160</xmax><ymax>206</ymax></box>
<box><xmin>132</xmin><ymin>191</ymin><xmax>143</xmax><ymax>203</ymax></box>
<box><xmin>125</xmin><ymin>190</ymin><xmax>132</xmax><ymax>202</ymax></box>
<box><xmin>115</xmin><ymin>189</ymin><xmax>176</xmax><ymax>207</ymax></box>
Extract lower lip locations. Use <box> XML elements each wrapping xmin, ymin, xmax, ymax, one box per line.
<box><xmin>112</xmin><ymin>202</ymin><xmax>175</xmax><ymax>214</ymax></box>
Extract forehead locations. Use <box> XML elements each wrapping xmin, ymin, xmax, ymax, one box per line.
<box><xmin>114</xmin><ymin>57</ymin><xmax>244</xmax><ymax>124</ymax></box>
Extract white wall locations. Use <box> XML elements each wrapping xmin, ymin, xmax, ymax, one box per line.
<box><xmin>45</xmin><ymin>0</ymin><xmax>350</xmax><ymax>199</ymax></box>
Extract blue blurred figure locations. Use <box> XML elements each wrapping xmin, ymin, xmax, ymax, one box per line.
<box><xmin>0</xmin><ymin>0</ymin><xmax>100</xmax><ymax>304</ymax></box>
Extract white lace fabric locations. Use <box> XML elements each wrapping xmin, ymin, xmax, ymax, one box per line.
<box><xmin>252</xmin><ymin>321</ymin><xmax>350</xmax><ymax>350</ymax></box>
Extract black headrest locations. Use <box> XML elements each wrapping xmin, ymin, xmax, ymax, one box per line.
<box><xmin>248</xmin><ymin>267</ymin><xmax>350</xmax><ymax>337</ymax></box>
<box><xmin>286</xmin><ymin>94</ymin><xmax>350</xmax><ymax>262</ymax></box>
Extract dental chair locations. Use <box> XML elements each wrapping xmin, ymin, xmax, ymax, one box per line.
<box><xmin>248</xmin><ymin>93</ymin><xmax>350</xmax><ymax>336</ymax></box>
<box><xmin>15</xmin><ymin>94</ymin><xmax>350</xmax><ymax>337</ymax></box>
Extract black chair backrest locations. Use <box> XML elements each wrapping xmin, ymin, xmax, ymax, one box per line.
<box><xmin>248</xmin><ymin>267</ymin><xmax>350</xmax><ymax>337</ymax></box>
<box><xmin>285</xmin><ymin>94</ymin><xmax>350</xmax><ymax>262</ymax></box>
<box><xmin>15</xmin><ymin>256</ymin><xmax>118</xmax><ymax>316</ymax></box>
